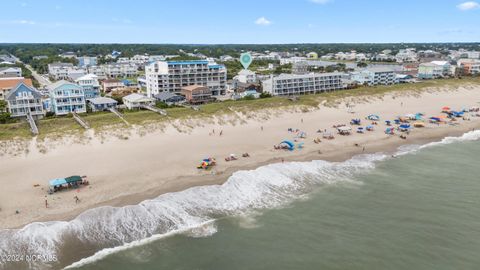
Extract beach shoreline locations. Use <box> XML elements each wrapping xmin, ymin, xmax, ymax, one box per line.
<box><xmin>1</xmin><ymin>87</ymin><xmax>480</xmax><ymax>230</ymax></box>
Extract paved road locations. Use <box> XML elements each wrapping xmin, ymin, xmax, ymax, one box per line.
<box><xmin>25</xmin><ymin>64</ymin><xmax>51</xmax><ymax>87</ymax></box>
<box><xmin>11</xmin><ymin>54</ymin><xmax>51</xmax><ymax>87</ymax></box>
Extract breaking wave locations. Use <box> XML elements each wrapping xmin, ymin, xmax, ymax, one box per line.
<box><xmin>0</xmin><ymin>130</ymin><xmax>479</xmax><ymax>269</ymax></box>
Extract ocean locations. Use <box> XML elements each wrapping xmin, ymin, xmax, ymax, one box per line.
<box><xmin>1</xmin><ymin>131</ymin><xmax>480</xmax><ymax>270</ymax></box>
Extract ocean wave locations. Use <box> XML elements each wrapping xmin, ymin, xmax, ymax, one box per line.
<box><xmin>1</xmin><ymin>130</ymin><xmax>479</xmax><ymax>269</ymax></box>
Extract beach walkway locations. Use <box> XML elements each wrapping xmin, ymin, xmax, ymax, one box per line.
<box><xmin>72</xmin><ymin>112</ymin><xmax>90</xmax><ymax>129</ymax></box>
<box><xmin>140</xmin><ymin>104</ymin><xmax>167</xmax><ymax>116</ymax></box>
<box><xmin>108</xmin><ymin>107</ymin><xmax>130</xmax><ymax>125</ymax></box>
<box><xmin>26</xmin><ymin>111</ymin><xmax>39</xmax><ymax>135</ymax></box>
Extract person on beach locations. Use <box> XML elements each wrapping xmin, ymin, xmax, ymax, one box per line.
<box><xmin>45</xmin><ymin>198</ymin><xmax>48</xmax><ymax>208</ymax></box>
<box><xmin>220</xmin><ymin>130</ymin><xmax>223</xmax><ymax>136</ymax></box>
<box><xmin>362</xmin><ymin>146</ymin><xmax>365</xmax><ymax>152</ymax></box>
<box><xmin>74</xmin><ymin>196</ymin><xmax>80</xmax><ymax>204</ymax></box>
<box><xmin>261</xmin><ymin>126</ymin><xmax>263</xmax><ymax>131</ymax></box>
<box><xmin>301</xmin><ymin>118</ymin><xmax>304</xmax><ymax>123</ymax></box>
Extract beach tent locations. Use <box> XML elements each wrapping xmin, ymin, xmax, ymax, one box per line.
<box><xmin>367</xmin><ymin>114</ymin><xmax>380</xmax><ymax>121</ymax></box>
<box><xmin>65</xmin><ymin>176</ymin><xmax>82</xmax><ymax>184</ymax></box>
<box><xmin>366</xmin><ymin>125</ymin><xmax>374</xmax><ymax>131</ymax></box>
<box><xmin>442</xmin><ymin>106</ymin><xmax>451</xmax><ymax>112</ymax></box>
<box><xmin>415</xmin><ymin>113</ymin><xmax>423</xmax><ymax>120</ymax></box>
<box><xmin>385</xmin><ymin>128</ymin><xmax>395</xmax><ymax>134</ymax></box>
<box><xmin>49</xmin><ymin>178</ymin><xmax>67</xmax><ymax>187</ymax></box>
<box><xmin>280</xmin><ymin>140</ymin><xmax>295</xmax><ymax>151</ymax></box>
<box><xmin>399</xmin><ymin>124</ymin><xmax>411</xmax><ymax>131</ymax></box>
<box><xmin>350</xmin><ymin>119</ymin><xmax>361</xmax><ymax>125</ymax></box>
<box><xmin>357</xmin><ymin>127</ymin><xmax>364</xmax><ymax>133</ymax></box>
<box><xmin>337</xmin><ymin>126</ymin><xmax>352</xmax><ymax>135</ymax></box>
<box><xmin>385</xmin><ymin>120</ymin><xmax>392</xmax><ymax>126</ymax></box>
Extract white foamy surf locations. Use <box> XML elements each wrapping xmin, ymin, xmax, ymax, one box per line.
<box><xmin>1</xmin><ymin>130</ymin><xmax>479</xmax><ymax>270</ymax></box>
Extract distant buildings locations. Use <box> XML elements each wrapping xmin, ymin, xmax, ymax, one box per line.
<box><xmin>0</xmin><ymin>67</ymin><xmax>22</xmax><ymax>78</ymax></box>
<box><xmin>395</xmin><ymin>48</ymin><xmax>418</xmax><ymax>63</ymax></box>
<box><xmin>5</xmin><ymin>82</ymin><xmax>44</xmax><ymax>119</ymax></box>
<box><xmin>102</xmin><ymin>63</ymin><xmax>138</xmax><ymax>78</ymax></box>
<box><xmin>145</xmin><ymin>60</ymin><xmax>227</xmax><ymax>97</ymax></box>
<box><xmin>47</xmin><ymin>80</ymin><xmax>87</xmax><ymax>115</ymax></box>
<box><xmin>154</xmin><ymin>92</ymin><xmax>185</xmax><ymax>104</ymax></box>
<box><xmin>77</xmin><ymin>56</ymin><xmax>97</xmax><ymax>68</ymax></box>
<box><xmin>351</xmin><ymin>68</ymin><xmax>397</xmax><ymax>86</ymax></box>
<box><xmin>75</xmin><ymin>74</ymin><xmax>100</xmax><ymax>99</ymax></box>
<box><xmin>48</xmin><ymin>63</ymin><xmax>86</xmax><ymax>81</ymax></box>
<box><xmin>235</xmin><ymin>69</ymin><xmax>257</xmax><ymax>84</ymax></box>
<box><xmin>262</xmin><ymin>72</ymin><xmax>346</xmax><ymax>96</ymax></box>
<box><xmin>418</xmin><ymin>61</ymin><xmax>451</xmax><ymax>79</ymax></box>
<box><xmin>292</xmin><ymin>60</ymin><xmax>339</xmax><ymax>74</ymax></box>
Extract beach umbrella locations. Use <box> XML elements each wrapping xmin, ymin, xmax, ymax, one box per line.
<box><xmin>442</xmin><ymin>106</ymin><xmax>450</xmax><ymax>111</ymax></box>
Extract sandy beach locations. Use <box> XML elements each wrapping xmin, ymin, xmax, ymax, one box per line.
<box><xmin>1</xmin><ymin>86</ymin><xmax>480</xmax><ymax>229</ymax></box>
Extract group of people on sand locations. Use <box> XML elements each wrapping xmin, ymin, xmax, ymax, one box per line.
<box><xmin>209</xmin><ymin>129</ymin><xmax>223</xmax><ymax>136</ymax></box>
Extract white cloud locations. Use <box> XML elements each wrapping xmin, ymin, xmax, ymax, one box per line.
<box><xmin>457</xmin><ymin>1</ymin><xmax>479</xmax><ymax>10</ymax></box>
<box><xmin>310</xmin><ymin>0</ymin><xmax>331</xmax><ymax>4</ymax></box>
<box><xmin>254</xmin><ymin>17</ymin><xmax>272</xmax><ymax>26</ymax></box>
<box><xmin>12</xmin><ymin>20</ymin><xmax>36</xmax><ymax>25</ymax></box>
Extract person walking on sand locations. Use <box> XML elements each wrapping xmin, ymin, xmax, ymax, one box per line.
<box><xmin>74</xmin><ymin>196</ymin><xmax>80</xmax><ymax>204</ymax></box>
<box><xmin>220</xmin><ymin>130</ymin><xmax>223</xmax><ymax>136</ymax></box>
<box><xmin>362</xmin><ymin>146</ymin><xmax>365</xmax><ymax>152</ymax></box>
<box><xmin>261</xmin><ymin>126</ymin><xmax>263</xmax><ymax>131</ymax></box>
<box><xmin>45</xmin><ymin>198</ymin><xmax>48</xmax><ymax>208</ymax></box>
<box><xmin>301</xmin><ymin>118</ymin><xmax>304</xmax><ymax>123</ymax></box>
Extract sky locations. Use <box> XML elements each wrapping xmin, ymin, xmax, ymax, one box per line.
<box><xmin>0</xmin><ymin>0</ymin><xmax>479</xmax><ymax>44</ymax></box>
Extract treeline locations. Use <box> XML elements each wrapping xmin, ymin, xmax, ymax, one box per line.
<box><xmin>30</xmin><ymin>56</ymin><xmax>78</xmax><ymax>74</ymax></box>
<box><xmin>1</xmin><ymin>43</ymin><xmax>480</xmax><ymax>65</ymax></box>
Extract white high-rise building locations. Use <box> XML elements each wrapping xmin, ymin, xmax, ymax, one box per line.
<box><xmin>145</xmin><ymin>60</ymin><xmax>227</xmax><ymax>97</ymax></box>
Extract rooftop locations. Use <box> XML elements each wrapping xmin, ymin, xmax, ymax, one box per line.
<box><xmin>0</xmin><ymin>77</ymin><xmax>32</xmax><ymax>89</ymax></box>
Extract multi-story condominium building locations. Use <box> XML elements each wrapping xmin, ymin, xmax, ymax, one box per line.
<box><xmin>87</xmin><ymin>66</ymin><xmax>107</xmax><ymax>79</ymax></box>
<box><xmin>103</xmin><ymin>63</ymin><xmax>138</xmax><ymax>78</ymax></box>
<box><xmin>47</xmin><ymin>80</ymin><xmax>86</xmax><ymax>115</ymax></box>
<box><xmin>75</xmin><ymin>74</ymin><xmax>100</xmax><ymax>99</ymax></box>
<box><xmin>0</xmin><ymin>67</ymin><xmax>22</xmax><ymax>78</ymax></box>
<box><xmin>351</xmin><ymin>68</ymin><xmax>398</xmax><ymax>86</ymax></box>
<box><xmin>145</xmin><ymin>60</ymin><xmax>227</xmax><ymax>97</ymax></box>
<box><xmin>48</xmin><ymin>63</ymin><xmax>86</xmax><ymax>81</ymax></box>
<box><xmin>77</xmin><ymin>56</ymin><xmax>98</xmax><ymax>68</ymax></box>
<box><xmin>6</xmin><ymin>82</ymin><xmax>44</xmax><ymax>119</ymax></box>
<box><xmin>418</xmin><ymin>61</ymin><xmax>451</xmax><ymax>79</ymax></box>
<box><xmin>262</xmin><ymin>72</ymin><xmax>346</xmax><ymax>96</ymax></box>
<box><xmin>457</xmin><ymin>59</ymin><xmax>480</xmax><ymax>75</ymax></box>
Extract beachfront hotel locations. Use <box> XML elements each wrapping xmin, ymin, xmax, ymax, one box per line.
<box><xmin>47</xmin><ymin>80</ymin><xmax>87</xmax><ymax>115</ymax></box>
<box><xmin>262</xmin><ymin>72</ymin><xmax>346</xmax><ymax>96</ymax></box>
<box><xmin>145</xmin><ymin>60</ymin><xmax>227</xmax><ymax>97</ymax></box>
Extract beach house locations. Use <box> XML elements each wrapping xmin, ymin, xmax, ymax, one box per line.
<box><xmin>122</xmin><ymin>93</ymin><xmax>155</xmax><ymax>109</ymax></box>
<box><xmin>5</xmin><ymin>82</ymin><xmax>44</xmax><ymax>119</ymax></box>
<box><xmin>87</xmin><ymin>97</ymin><xmax>118</xmax><ymax>112</ymax></box>
<box><xmin>181</xmin><ymin>85</ymin><xmax>213</xmax><ymax>104</ymax></box>
<box><xmin>75</xmin><ymin>74</ymin><xmax>100</xmax><ymax>99</ymax></box>
<box><xmin>47</xmin><ymin>80</ymin><xmax>87</xmax><ymax>115</ymax></box>
<box><xmin>0</xmin><ymin>77</ymin><xmax>33</xmax><ymax>100</ymax></box>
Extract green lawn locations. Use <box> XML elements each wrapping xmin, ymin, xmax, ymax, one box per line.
<box><xmin>1</xmin><ymin>77</ymin><xmax>479</xmax><ymax>141</ymax></box>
